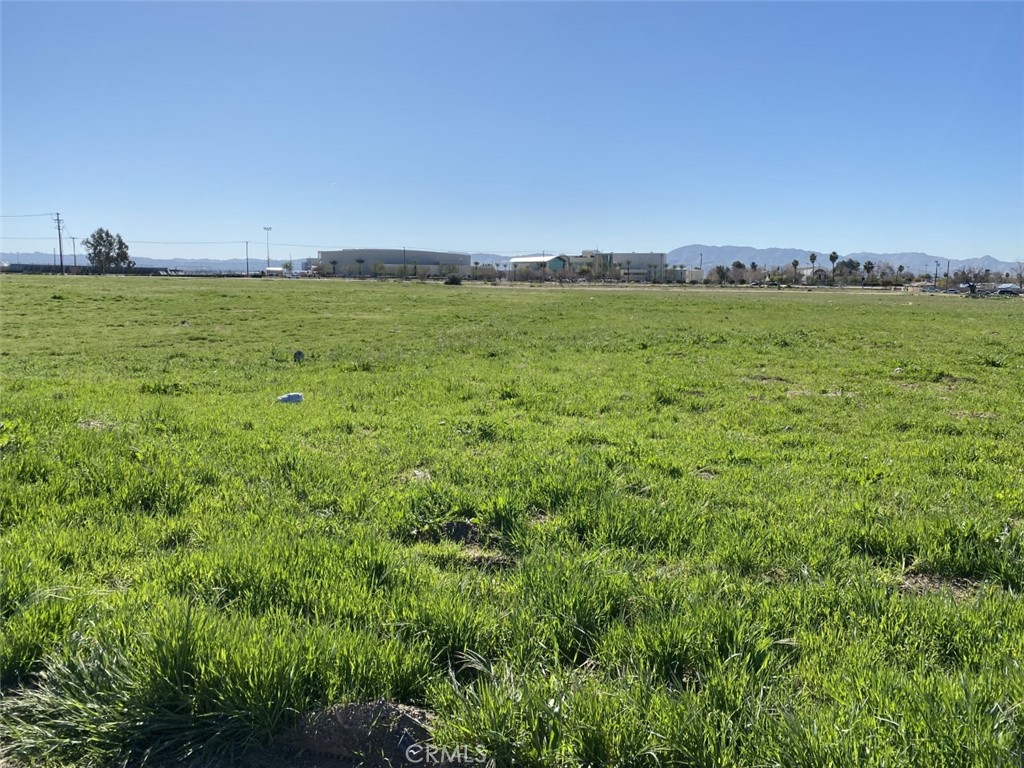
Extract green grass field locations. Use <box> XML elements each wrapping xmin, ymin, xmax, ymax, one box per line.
<box><xmin>1</xmin><ymin>276</ymin><xmax>1022</xmax><ymax>767</ymax></box>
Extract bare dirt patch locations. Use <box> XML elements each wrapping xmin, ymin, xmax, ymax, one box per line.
<box><xmin>951</xmin><ymin>411</ymin><xmax>998</xmax><ymax>420</ymax></box>
<box><xmin>399</xmin><ymin>468</ymin><xmax>433</xmax><ymax>483</ymax></box>
<box><xmin>899</xmin><ymin>573</ymin><xmax>981</xmax><ymax>601</ymax></box>
<box><xmin>462</xmin><ymin>546</ymin><xmax>514</xmax><ymax>571</ymax></box>
<box><xmin>248</xmin><ymin>700</ymin><xmax>434</xmax><ymax>768</ymax></box>
<box><xmin>438</xmin><ymin>520</ymin><xmax>481</xmax><ymax>545</ymax></box>
<box><xmin>77</xmin><ymin>418</ymin><xmax>115</xmax><ymax>430</ymax></box>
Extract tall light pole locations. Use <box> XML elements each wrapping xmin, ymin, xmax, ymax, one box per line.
<box><xmin>264</xmin><ymin>227</ymin><xmax>272</xmax><ymax>268</ymax></box>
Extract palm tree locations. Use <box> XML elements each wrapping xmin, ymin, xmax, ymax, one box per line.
<box><xmin>356</xmin><ymin>258</ymin><xmax>365</xmax><ymax>277</ymax></box>
<box><xmin>624</xmin><ymin>259</ymin><xmax>632</xmax><ymax>283</ymax></box>
<box><xmin>330</xmin><ymin>259</ymin><xmax>338</xmax><ymax>276</ymax></box>
<box><xmin>829</xmin><ymin>251</ymin><xmax>839</xmax><ymax>284</ymax></box>
<box><xmin>864</xmin><ymin>261</ymin><xmax>875</xmax><ymax>284</ymax></box>
<box><xmin>791</xmin><ymin>259</ymin><xmax>800</xmax><ymax>282</ymax></box>
<box><xmin>897</xmin><ymin>265</ymin><xmax>905</xmax><ymax>285</ymax></box>
<box><xmin>809</xmin><ymin>253</ymin><xmax>817</xmax><ymax>282</ymax></box>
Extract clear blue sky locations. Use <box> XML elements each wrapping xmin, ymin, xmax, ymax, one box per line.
<box><xmin>2</xmin><ymin>1</ymin><xmax>1022</xmax><ymax>263</ymax></box>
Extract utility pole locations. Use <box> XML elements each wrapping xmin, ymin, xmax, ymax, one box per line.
<box><xmin>70</xmin><ymin>236</ymin><xmax>77</xmax><ymax>269</ymax></box>
<box><xmin>403</xmin><ymin>246</ymin><xmax>407</xmax><ymax>281</ymax></box>
<box><xmin>263</xmin><ymin>227</ymin><xmax>272</xmax><ymax>268</ymax></box>
<box><xmin>54</xmin><ymin>212</ymin><xmax>65</xmax><ymax>275</ymax></box>
<box><xmin>934</xmin><ymin>260</ymin><xmax>939</xmax><ymax>287</ymax></box>
<box><xmin>245</xmin><ymin>241</ymin><xmax>250</xmax><ymax>276</ymax></box>
<box><xmin>946</xmin><ymin>259</ymin><xmax>950</xmax><ymax>290</ymax></box>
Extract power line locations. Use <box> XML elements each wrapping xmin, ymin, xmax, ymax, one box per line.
<box><xmin>131</xmin><ymin>240</ymin><xmax>249</xmax><ymax>245</ymax></box>
<box><xmin>0</xmin><ymin>212</ymin><xmax>57</xmax><ymax>218</ymax></box>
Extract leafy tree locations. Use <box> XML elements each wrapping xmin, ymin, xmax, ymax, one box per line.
<box><xmin>282</xmin><ymin>260</ymin><xmax>293</xmax><ymax>274</ymax></box>
<box><xmin>83</xmin><ymin>228</ymin><xmax>134</xmax><ymax>274</ymax></box>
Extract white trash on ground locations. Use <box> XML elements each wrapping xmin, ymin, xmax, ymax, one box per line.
<box><xmin>276</xmin><ymin>393</ymin><xmax>304</xmax><ymax>403</ymax></box>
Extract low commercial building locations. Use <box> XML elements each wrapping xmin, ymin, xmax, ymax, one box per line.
<box><xmin>508</xmin><ymin>254</ymin><xmax>571</xmax><ymax>276</ymax></box>
<box><xmin>316</xmin><ymin>249</ymin><xmax>471</xmax><ymax>277</ymax></box>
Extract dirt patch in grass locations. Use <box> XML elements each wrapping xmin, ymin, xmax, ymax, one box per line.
<box><xmin>462</xmin><ymin>546</ymin><xmax>514</xmax><ymax>571</ymax></box>
<box><xmin>438</xmin><ymin>520</ymin><xmax>481</xmax><ymax>545</ymax></box>
<box><xmin>951</xmin><ymin>411</ymin><xmax>998</xmax><ymax>420</ymax></box>
<box><xmin>77</xmin><ymin>418</ymin><xmax>115</xmax><ymax>430</ymax></box>
<box><xmin>401</xmin><ymin>468</ymin><xmax>433</xmax><ymax>483</ymax></box>
<box><xmin>249</xmin><ymin>700</ymin><xmax>433</xmax><ymax>768</ymax></box>
<box><xmin>899</xmin><ymin>572</ymin><xmax>981</xmax><ymax>601</ymax></box>
<box><xmin>745</xmin><ymin>374</ymin><xmax>790</xmax><ymax>384</ymax></box>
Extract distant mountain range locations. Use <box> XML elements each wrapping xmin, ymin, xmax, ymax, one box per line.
<box><xmin>3</xmin><ymin>247</ymin><xmax>1019</xmax><ymax>276</ymax></box>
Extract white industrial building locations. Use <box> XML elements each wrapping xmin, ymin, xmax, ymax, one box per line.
<box><xmin>317</xmin><ymin>248</ymin><xmax>471</xmax><ymax>277</ymax></box>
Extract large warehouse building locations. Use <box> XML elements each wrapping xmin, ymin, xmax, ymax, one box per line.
<box><xmin>316</xmin><ymin>249</ymin><xmax>471</xmax><ymax>277</ymax></box>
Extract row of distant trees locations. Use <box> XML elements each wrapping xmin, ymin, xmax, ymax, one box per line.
<box><xmin>712</xmin><ymin>251</ymin><xmax>1024</xmax><ymax>288</ymax></box>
